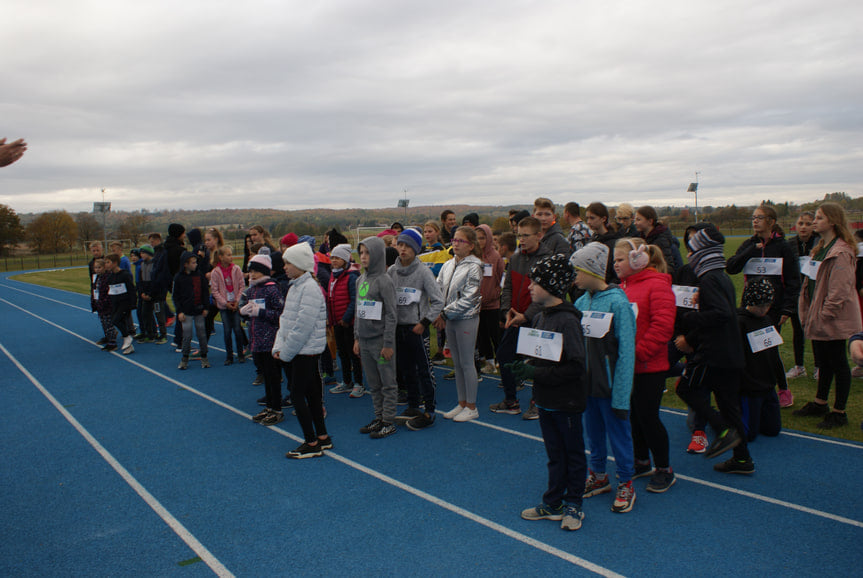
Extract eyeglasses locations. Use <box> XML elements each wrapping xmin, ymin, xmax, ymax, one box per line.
<box><xmin>751</xmin><ymin>215</ymin><xmax>767</xmax><ymax>221</ymax></box>
<box><xmin>451</xmin><ymin>238</ymin><xmax>471</xmax><ymax>245</ymax></box>
<box><xmin>517</xmin><ymin>233</ymin><xmax>536</xmax><ymax>239</ymax></box>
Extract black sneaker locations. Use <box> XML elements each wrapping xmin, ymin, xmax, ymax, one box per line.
<box><xmin>395</xmin><ymin>407</ymin><xmax>424</xmax><ymax>422</ymax></box>
<box><xmin>646</xmin><ymin>469</ymin><xmax>676</xmax><ymax>493</ymax></box>
<box><xmin>704</xmin><ymin>429</ymin><xmax>742</xmax><ymax>459</ymax></box>
<box><xmin>406</xmin><ymin>412</ymin><xmax>436</xmax><ymax>431</ymax></box>
<box><xmin>102</xmin><ymin>343</ymin><xmax>117</xmax><ymax>352</ymax></box>
<box><xmin>96</xmin><ymin>337</ymin><xmax>108</xmax><ymax>345</ymax></box>
<box><xmin>237</xmin><ymin>355</ymin><xmax>246</xmax><ymax>364</ymax></box>
<box><xmin>713</xmin><ymin>457</ymin><xmax>755</xmax><ymax>474</ymax></box>
<box><xmin>431</xmin><ymin>352</ymin><xmax>446</xmax><ymax>365</ymax></box>
<box><xmin>286</xmin><ymin>442</ymin><xmax>323</xmax><ymax>459</ymax></box>
<box><xmin>360</xmin><ymin>418</ymin><xmax>383</xmax><ymax>434</ymax></box>
<box><xmin>397</xmin><ymin>390</ymin><xmax>408</xmax><ymax>406</ymax></box>
<box><xmin>252</xmin><ymin>374</ymin><xmax>264</xmax><ymax>386</ymax></box>
<box><xmin>792</xmin><ymin>401</ymin><xmax>829</xmax><ymax>417</ymax></box>
<box><xmin>369</xmin><ymin>422</ymin><xmax>397</xmax><ymax>439</ymax></box>
<box><xmin>817</xmin><ymin>411</ymin><xmax>848</xmax><ymax>429</ymax></box>
<box><xmin>261</xmin><ymin>411</ymin><xmax>284</xmax><ymax>426</ymax></box>
<box><xmin>317</xmin><ymin>436</ymin><xmax>334</xmax><ymax>450</ymax></box>
<box><xmin>252</xmin><ymin>409</ymin><xmax>269</xmax><ymax>422</ymax></box>
<box><xmin>632</xmin><ymin>462</ymin><xmax>653</xmax><ymax>479</ymax></box>
<box><xmin>281</xmin><ymin>396</ymin><xmax>293</xmax><ymax>409</ymax></box>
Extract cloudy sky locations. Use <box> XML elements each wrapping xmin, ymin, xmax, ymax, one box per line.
<box><xmin>2</xmin><ymin>0</ymin><xmax>861</xmax><ymax>213</ymax></box>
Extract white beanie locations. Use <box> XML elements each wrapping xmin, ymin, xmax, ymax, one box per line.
<box><xmin>248</xmin><ymin>254</ymin><xmax>272</xmax><ymax>275</ymax></box>
<box><xmin>569</xmin><ymin>242</ymin><xmax>608</xmax><ymax>280</ymax></box>
<box><xmin>282</xmin><ymin>242</ymin><xmax>315</xmax><ymax>273</ymax></box>
<box><xmin>330</xmin><ymin>243</ymin><xmax>353</xmax><ymax>264</ymax></box>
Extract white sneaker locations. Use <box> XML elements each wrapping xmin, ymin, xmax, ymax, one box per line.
<box><xmin>785</xmin><ymin>365</ymin><xmax>806</xmax><ymax>379</ymax></box>
<box><xmin>349</xmin><ymin>385</ymin><xmax>366</xmax><ymax>398</ymax></box>
<box><xmin>453</xmin><ymin>407</ymin><xmax>479</xmax><ymax>422</ymax></box>
<box><xmin>329</xmin><ymin>382</ymin><xmax>352</xmax><ymax>394</ymax></box>
<box><xmin>122</xmin><ymin>335</ymin><xmax>133</xmax><ymax>350</ymax></box>
<box><xmin>442</xmin><ymin>405</ymin><xmax>465</xmax><ymax>419</ymax></box>
<box><xmin>481</xmin><ymin>361</ymin><xmax>497</xmax><ymax>374</ymax></box>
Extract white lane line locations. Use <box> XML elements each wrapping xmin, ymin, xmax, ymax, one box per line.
<box><xmin>0</xmin><ymin>342</ymin><xmax>234</xmax><ymax>578</ymax></box>
<box><xmin>0</xmin><ymin>296</ymin><xmax>623</xmax><ymax>577</ymax></box>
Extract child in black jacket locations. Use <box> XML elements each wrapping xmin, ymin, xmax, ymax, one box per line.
<box><xmin>172</xmin><ymin>251</ymin><xmax>210</xmax><ymax>369</ymax></box>
<box><xmin>105</xmin><ymin>254</ymin><xmax>136</xmax><ymax>355</ymax></box>
<box><xmin>509</xmin><ymin>254</ymin><xmax>588</xmax><ymax>532</ymax></box>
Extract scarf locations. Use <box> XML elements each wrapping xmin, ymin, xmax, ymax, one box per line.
<box><xmin>687</xmin><ymin>229</ymin><xmax>726</xmax><ymax>278</ymax></box>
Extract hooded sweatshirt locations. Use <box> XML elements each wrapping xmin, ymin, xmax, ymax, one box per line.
<box><xmin>354</xmin><ymin>236</ymin><xmax>397</xmax><ymax>349</ymax></box>
<box><xmin>387</xmin><ymin>254</ymin><xmax>445</xmax><ymax>326</ymax></box>
<box><xmin>476</xmin><ymin>224</ymin><xmax>505</xmax><ymax>310</ymax></box>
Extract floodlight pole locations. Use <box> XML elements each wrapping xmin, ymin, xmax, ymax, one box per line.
<box><xmin>694</xmin><ymin>172</ymin><xmax>699</xmax><ymax>223</ymax></box>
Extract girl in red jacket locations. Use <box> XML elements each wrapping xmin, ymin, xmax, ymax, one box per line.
<box><xmin>614</xmin><ymin>238</ymin><xmax>676</xmax><ymax>493</ymax></box>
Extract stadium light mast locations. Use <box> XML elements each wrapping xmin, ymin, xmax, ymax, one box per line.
<box><xmin>687</xmin><ymin>172</ymin><xmax>700</xmax><ymax>223</ymax></box>
<box><xmin>93</xmin><ymin>188</ymin><xmax>111</xmax><ymax>251</ymax></box>
<box><xmin>397</xmin><ymin>189</ymin><xmax>410</xmax><ymax>221</ymax></box>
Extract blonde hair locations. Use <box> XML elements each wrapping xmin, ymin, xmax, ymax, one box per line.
<box><xmin>454</xmin><ymin>226</ymin><xmax>483</xmax><ymax>258</ymax></box>
<box><xmin>616</xmin><ymin>203</ymin><xmax>634</xmax><ymax>218</ymax></box>
<box><xmin>812</xmin><ymin>202</ymin><xmax>856</xmax><ymax>255</ymax></box>
<box><xmin>614</xmin><ymin>237</ymin><xmax>668</xmax><ymax>274</ymax></box>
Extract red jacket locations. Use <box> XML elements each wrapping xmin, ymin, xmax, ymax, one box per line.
<box><xmin>621</xmin><ymin>268</ymin><xmax>675</xmax><ymax>374</ymax></box>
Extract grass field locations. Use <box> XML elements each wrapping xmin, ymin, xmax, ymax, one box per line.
<box><xmin>11</xmin><ymin>236</ymin><xmax>863</xmax><ymax>442</ymax></box>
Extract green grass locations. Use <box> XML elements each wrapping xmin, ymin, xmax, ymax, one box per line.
<box><xmin>12</xmin><ymin>252</ymin><xmax>863</xmax><ymax>442</ymax></box>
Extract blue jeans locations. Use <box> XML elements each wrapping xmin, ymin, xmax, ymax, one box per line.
<box><xmin>539</xmin><ymin>408</ymin><xmax>586</xmax><ymax>508</ymax></box>
<box><xmin>583</xmin><ymin>397</ymin><xmax>634</xmax><ymax>483</ymax></box>
<box><xmin>219</xmin><ymin>308</ymin><xmax>244</xmax><ymax>358</ymax></box>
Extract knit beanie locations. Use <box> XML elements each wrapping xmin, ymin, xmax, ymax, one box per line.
<box><xmin>330</xmin><ymin>243</ymin><xmax>353</xmax><ymax>264</ymax></box>
<box><xmin>248</xmin><ymin>254</ymin><xmax>272</xmax><ymax>275</ymax></box>
<box><xmin>529</xmin><ymin>254</ymin><xmax>575</xmax><ymax>298</ymax></box>
<box><xmin>298</xmin><ymin>235</ymin><xmax>316</xmax><ymax>250</ymax></box>
<box><xmin>139</xmin><ymin>244</ymin><xmax>155</xmax><ymax>256</ymax></box>
<box><xmin>282</xmin><ymin>242</ymin><xmax>315</xmax><ymax>273</ymax></box>
<box><xmin>462</xmin><ymin>213</ymin><xmax>480</xmax><ymax>227</ymax></box>
<box><xmin>742</xmin><ymin>278</ymin><xmax>775</xmax><ymax>307</ymax></box>
<box><xmin>168</xmin><ymin>223</ymin><xmax>185</xmax><ymax>239</ymax></box>
<box><xmin>686</xmin><ymin>224</ymin><xmax>725</xmax><ymax>253</ymax></box>
<box><xmin>397</xmin><ymin>228</ymin><xmax>423</xmax><ymax>255</ymax></box>
<box><xmin>511</xmin><ymin>210</ymin><xmax>531</xmax><ymax>225</ymax></box>
<box><xmin>569</xmin><ymin>242</ymin><xmax>608</xmax><ymax>280</ymax></box>
<box><xmin>280</xmin><ymin>233</ymin><xmax>298</xmax><ymax>248</ymax></box>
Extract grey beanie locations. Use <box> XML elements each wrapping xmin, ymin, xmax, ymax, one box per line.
<box><xmin>569</xmin><ymin>242</ymin><xmax>608</xmax><ymax>280</ymax></box>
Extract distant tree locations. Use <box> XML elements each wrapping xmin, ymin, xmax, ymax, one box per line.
<box><xmin>26</xmin><ymin>210</ymin><xmax>78</xmax><ymax>254</ymax></box>
<box><xmin>492</xmin><ymin>216</ymin><xmax>510</xmax><ymax>233</ymax></box>
<box><xmin>75</xmin><ymin>212</ymin><xmax>104</xmax><ymax>243</ymax></box>
<box><xmin>0</xmin><ymin>204</ymin><xmax>24</xmax><ymax>256</ymax></box>
<box><xmin>116</xmin><ymin>213</ymin><xmax>152</xmax><ymax>246</ymax></box>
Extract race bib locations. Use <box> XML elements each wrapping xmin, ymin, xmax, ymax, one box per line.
<box><xmin>396</xmin><ymin>287</ymin><xmax>422</xmax><ymax>306</ymax></box>
<box><xmin>108</xmin><ymin>283</ymin><xmax>127</xmax><ymax>295</ymax></box>
<box><xmin>253</xmin><ymin>298</ymin><xmax>266</xmax><ymax>307</ymax></box>
<box><xmin>746</xmin><ymin>325</ymin><xmax>784</xmax><ymax>353</ymax></box>
<box><xmin>798</xmin><ymin>256</ymin><xmax>810</xmax><ymax>272</ymax></box>
<box><xmin>858</xmin><ymin>242</ymin><xmax>863</xmax><ymax>258</ymax></box>
<box><xmin>671</xmin><ymin>285</ymin><xmax>699</xmax><ymax>309</ymax></box>
<box><xmin>580</xmin><ymin>311</ymin><xmax>613</xmax><ymax>339</ymax></box>
<box><xmin>93</xmin><ymin>288</ymin><xmax>100</xmax><ymax>300</ymax></box>
<box><xmin>227</xmin><ymin>291</ymin><xmax>235</xmax><ymax>302</ymax></box>
<box><xmin>802</xmin><ymin>259</ymin><xmax>821</xmax><ymax>281</ymax></box>
<box><xmin>483</xmin><ymin>263</ymin><xmax>493</xmax><ymax>277</ymax></box>
<box><xmin>92</xmin><ymin>274</ymin><xmax>97</xmax><ymax>284</ymax></box>
<box><xmin>631</xmin><ymin>302</ymin><xmax>639</xmax><ymax>319</ymax></box>
<box><xmin>743</xmin><ymin>257</ymin><xmax>783</xmax><ymax>276</ymax></box>
<box><xmin>500</xmin><ymin>274</ymin><xmax>506</xmax><ymax>289</ymax></box>
<box><xmin>357</xmin><ymin>300</ymin><xmax>383</xmax><ymax>320</ymax></box>
<box><xmin>516</xmin><ymin>327</ymin><xmax>563</xmax><ymax>361</ymax></box>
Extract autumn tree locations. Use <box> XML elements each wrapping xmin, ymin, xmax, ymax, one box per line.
<box><xmin>0</xmin><ymin>204</ymin><xmax>24</xmax><ymax>256</ymax></box>
<box><xmin>75</xmin><ymin>212</ymin><xmax>104</xmax><ymax>244</ymax></box>
<box><xmin>116</xmin><ymin>213</ymin><xmax>152</xmax><ymax>246</ymax></box>
<box><xmin>26</xmin><ymin>210</ymin><xmax>78</xmax><ymax>254</ymax></box>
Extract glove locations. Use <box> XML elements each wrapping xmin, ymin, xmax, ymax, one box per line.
<box><xmin>239</xmin><ymin>302</ymin><xmax>258</xmax><ymax>317</ymax></box>
<box><xmin>505</xmin><ymin>360</ymin><xmax>535</xmax><ymax>381</ymax></box>
<box><xmin>613</xmin><ymin>408</ymin><xmax>629</xmax><ymax>421</ymax></box>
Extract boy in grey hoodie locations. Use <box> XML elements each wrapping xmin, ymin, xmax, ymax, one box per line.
<box><xmin>354</xmin><ymin>236</ymin><xmax>399</xmax><ymax>438</ymax></box>
<box><xmin>388</xmin><ymin>228</ymin><xmax>445</xmax><ymax>430</ymax></box>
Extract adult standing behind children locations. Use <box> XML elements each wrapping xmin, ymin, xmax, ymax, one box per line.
<box><xmin>793</xmin><ymin>202</ymin><xmax>862</xmax><ymax>429</ymax></box>
<box><xmin>435</xmin><ymin>226</ymin><xmax>484</xmax><ymax>422</ymax></box>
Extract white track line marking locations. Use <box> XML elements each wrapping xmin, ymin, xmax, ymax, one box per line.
<box><xmin>0</xmin><ymin>296</ymin><xmax>623</xmax><ymax>577</ymax></box>
<box><xmin>0</xmin><ymin>342</ymin><xmax>234</xmax><ymax>578</ymax></box>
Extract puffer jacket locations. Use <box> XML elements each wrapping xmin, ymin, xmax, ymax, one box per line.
<box><xmin>620</xmin><ymin>268</ymin><xmax>675</xmax><ymax>374</ymax></box>
<box><xmin>799</xmin><ymin>238</ymin><xmax>862</xmax><ymax>341</ymax></box>
<box><xmin>272</xmin><ymin>272</ymin><xmax>327</xmax><ymax>361</ymax></box>
<box><xmin>437</xmin><ymin>254</ymin><xmax>482</xmax><ymax>320</ymax></box>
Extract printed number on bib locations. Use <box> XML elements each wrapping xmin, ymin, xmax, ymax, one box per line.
<box><xmin>108</xmin><ymin>283</ymin><xmax>127</xmax><ymax>295</ymax></box>
<box><xmin>516</xmin><ymin>327</ymin><xmax>563</xmax><ymax>362</ymax></box>
<box><xmin>483</xmin><ymin>263</ymin><xmax>493</xmax><ymax>277</ymax></box>
<box><xmin>671</xmin><ymin>285</ymin><xmax>699</xmax><ymax>309</ymax></box>
<box><xmin>746</xmin><ymin>325</ymin><xmax>784</xmax><ymax>353</ymax></box>
<box><xmin>580</xmin><ymin>311</ymin><xmax>613</xmax><ymax>338</ymax></box>
<box><xmin>396</xmin><ymin>287</ymin><xmax>422</xmax><ymax>306</ymax></box>
<box><xmin>743</xmin><ymin>257</ymin><xmax>783</xmax><ymax>276</ymax></box>
<box><xmin>802</xmin><ymin>258</ymin><xmax>821</xmax><ymax>281</ymax></box>
<box><xmin>357</xmin><ymin>300</ymin><xmax>383</xmax><ymax>320</ymax></box>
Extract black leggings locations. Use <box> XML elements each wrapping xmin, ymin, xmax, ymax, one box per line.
<box><xmin>791</xmin><ymin>313</ymin><xmax>820</xmax><ymax>368</ymax></box>
<box><xmin>812</xmin><ymin>339</ymin><xmax>852</xmax><ymax>411</ymax></box>
<box><xmin>476</xmin><ymin>309</ymin><xmax>501</xmax><ymax>361</ymax></box>
<box><xmin>289</xmin><ymin>354</ymin><xmax>328</xmax><ymax>443</ymax></box>
<box><xmin>630</xmin><ymin>372</ymin><xmax>670</xmax><ymax>469</ymax></box>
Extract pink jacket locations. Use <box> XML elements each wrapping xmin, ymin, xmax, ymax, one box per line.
<box><xmin>799</xmin><ymin>238</ymin><xmax>862</xmax><ymax>341</ymax></box>
<box><xmin>210</xmin><ymin>263</ymin><xmax>246</xmax><ymax>309</ymax></box>
<box><xmin>621</xmin><ymin>268</ymin><xmax>676</xmax><ymax>374</ymax></box>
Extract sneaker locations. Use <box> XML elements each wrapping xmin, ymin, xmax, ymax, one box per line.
<box><xmin>261</xmin><ymin>410</ymin><xmax>284</xmax><ymax>426</ymax></box>
<box><xmin>134</xmin><ymin>332</ymin><xmax>147</xmax><ymax>340</ymax></box>
<box><xmin>453</xmin><ymin>407</ymin><xmax>479</xmax><ymax>422</ymax></box>
<box><xmin>396</xmin><ymin>407</ymin><xmax>424</xmax><ymax>422</ymax></box>
<box><xmin>189</xmin><ymin>349</ymin><xmax>201</xmax><ymax>360</ymax></box>
<box><xmin>583</xmin><ymin>471</ymin><xmax>612</xmax><ymax>498</ymax></box>
<box><xmin>792</xmin><ymin>401</ymin><xmax>829</xmax><ymax>417</ymax></box>
<box><xmin>137</xmin><ymin>336</ymin><xmax>152</xmax><ymax>344</ymax></box>
<box><xmin>397</xmin><ymin>390</ymin><xmax>408</xmax><ymax>406</ymax></box>
<box><xmin>322</xmin><ymin>374</ymin><xmax>337</xmax><ymax>385</ymax></box>
<box><xmin>687</xmin><ymin>431</ymin><xmax>708</xmax><ymax>454</ymax></box>
<box><xmin>369</xmin><ymin>422</ymin><xmax>397</xmax><ymax>439</ymax></box>
<box><xmin>704</xmin><ymin>429</ymin><xmax>741</xmax><ymax>459</ymax></box>
<box><xmin>522</xmin><ymin>402</ymin><xmax>539</xmax><ymax>420</ymax></box>
<box><xmin>443</xmin><ymin>370</ymin><xmax>455</xmax><ymax>380</ymax></box>
<box><xmin>406</xmin><ymin>412</ymin><xmax>436</xmax><ymax>431</ymax></box>
<box><xmin>777</xmin><ymin>389</ymin><xmax>794</xmax><ymax>408</ymax></box>
<box><xmin>237</xmin><ymin>355</ymin><xmax>246</xmax><ymax>364</ymax></box>
<box><xmin>489</xmin><ymin>400</ymin><xmax>521</xmax><ymax>415</ymax></box>
<box><xmin>817</xmin><ymin>411</ymin><xmax>848</xmax><ymax>429</ymax></box>
<box><xmin>360</xmin><ymin>418</ymin><xmax>383</xmax><ymax>434</ymax></box>
<box><xmin>224</xmin><ymin>357</ymin><xmax>234</xmax><ymax>366</ymax></box>
<box><xmin>521</xmin><ymin>503</ymin><xmax>564</xmax><ymax>521</ymax></box>
<box><xmin>349</xmin><ymin>385</ymin><xmax>366</xmax><ymax>398</ymax></box>
<box><xmin>329</xmin><ymin>382</ymin><xmax>353</xmax><ymax>394</ymax></box>
<box><xmin>102</xmin><ymin>343</ymin><xmax>117</xmax><ymax>352</ymax></box>
<box><xmin>286</xmin><ymin>442</ymin><xmax>323</xmax><ymax>459</ymax></box>
<box><xmin>166</xmin><ymin>316</ymin><xmax>175</xmax><ymax>327</ymax></box>
<box><xmin>317</xmin><ymin>436</ymin><xmax>334</xmax><ymax>450</ymax></box>
<box><xmin>646</xmin><ymin>469</ymin><xmax>676</xmax><ymax>493</ymax></box>
<box><xmin>178</xmin><ymin>357</ymin><xmax>188</xmax><ymax>370</ymax></box>
<box><xmin>252</xmin><ymin>409</ymin><xmax>269</xmax><ymax>422</ymax></box>
<box><xmin>481</xmin><ymin>361</ymin><xmax>497</xmax><ymax>374</ymax></box>
<box><xmin>200</xmin><ymin>357</ymin><xmax>210</xmax><ymax>369</ymax></box>
<box><xmin>155</xmin><ymin>336</ymin><xmax>168</xmax><ymax>345</ymax></box>
<box><xmin>852</xmin><ymin>366</ymin><xmax>863</xmax><ymax>378</ymax></box>
<box><xmin>96</xmin><ymin>337</ymin><xmax>108</xmax><ymax>345</ymax></box>
<box><xmin>560</xmin><ymin>505</ymin><xmax>585</xmax><ymax>530</ymax></box>
<box><xmin>611</xmin><ymin>481</ymin><xmax>636</xmax><ymax>513</ymax></box>
<box><xmin>252</xmin><ymin>374</ymin><xmax>264</xmax><ymax>386</ymax></box>
<box><xmin>431</xmin><ymin>352</ymin><xmax>446</xmax><ymax>365</ymax></box>
<box><xmin>632</xmin><ymin>461</ymin><xmax>654</xmax><ymax>479</ymax></box>
<box><xmin>174</xmin><ymin>347</ymin><xmax>184</xmax><ymax>353</ymax></box>
<box><xmin>121</xmin><ymin>344</ymin><xmax>135</xmax><ymax>355</ymax></box>
<box><xmin>785</xmin><ymin>365</ymin><xmax>806</xmax><ymax>379</ymax></box>
<box><xmin>713</xmin><ymin>457</ymin><xmax>755</xmax><ymax>474</ymax></box>
<box><xmin>281</xmin><ymin>396</ymin><xmax>293</xmax><ymax>408</ymax></box>
<box><xmin>442</xmin><ymin>405</ymin><xmax>465</xmax><ymax>419</ymax></box>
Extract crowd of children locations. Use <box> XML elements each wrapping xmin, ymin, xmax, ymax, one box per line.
<box><xmin>87</xmin><ymin>199</ymin><xmax>863</xmax><ymax>530</ymax></box>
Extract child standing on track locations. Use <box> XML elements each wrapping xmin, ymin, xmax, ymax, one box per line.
<box><xmin>93</xmin><ymin>258</ymin><xmax>118</xmax><ymax>351</ymax></box>
<box><xmin>273</xmin><ymin>243</ymin><xmax>332</xmax><ymax>459</ymax></box>
<box><xmin>354</xmin><ymin>236</ymin><xmax>399</xmax><ymax>439</ymax></box>
<box><xmin>105</xmin><ymin>254</ymin><xmax>136</xmax><ymax>355</ymax></box>
<box><xmin>571</xmin><ymin>242</ymin><xmax>637</xmax><ymax>513</ymax></box>
<box><xmin>515</xmin><ymin>254</ymin><xmax>588</xmax><ymax>531</ymax></box>
<box><xmin>210</xmin><ymin>246</ymin><xmax>246</xmax><ymax>365</ymax></box>
<box><xmin>326</xmin><ymin>243</ymin><xmax>364</xmax><ymax>397</ymax></box>
<box><xmin>137</xmin><ymin>245</ymin><xmax>166</xmax><ymax>343</ymax></box>
<box><xmin>172</xmin><ymin>251</ymin><xmax>210</xmax><ymax>370</ymax></box>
